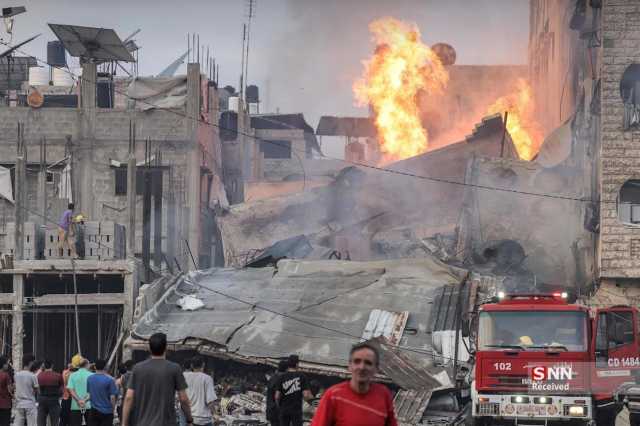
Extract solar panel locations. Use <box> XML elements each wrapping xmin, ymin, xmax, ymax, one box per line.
<box><xmin>48</xmin><ymin>23</ymin><xmax>135</xmax><ymax>62</ymax></box>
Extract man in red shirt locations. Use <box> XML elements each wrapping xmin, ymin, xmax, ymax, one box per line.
<box><xmin>311</xmin><ymin>343</ymin><xmax>398</xmax><ymax>426</ymax></box>
<box><xmin>0</xmin><ymin>356</ymin><xmax>12</xmax><ymax>426</ymax></box>
<box><xmin>37</xmin><ymin>360</ymin><xmax>64</xmax><ymax>426</ymax></box>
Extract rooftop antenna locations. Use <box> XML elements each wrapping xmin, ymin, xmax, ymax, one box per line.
<box><xmin>244</xmin><ymin>0</ymin><xmax>256</xmax><ymax>101</ymax></box>
<box><xmin>239</xmin><ymin>24</ymin><xmax>246</xmax><ymax>102</ymax></box>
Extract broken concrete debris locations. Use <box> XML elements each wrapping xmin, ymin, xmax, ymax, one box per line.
<box><xmin>177</xmin><ymin>294</ymin><xmax>205</xmax><ymax>311</ymax></box>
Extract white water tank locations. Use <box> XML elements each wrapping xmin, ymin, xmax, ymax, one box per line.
<box><xmin>228</xmin><ymin>96</ymin><xmax>239</xmax><ymax>112</ymax></box>
<box><xmin>28</xmin><ymin>67</ymin><xmax>49</xmax><ymax>86</ymax></box>
<box><xmin>53</xmin><ymin>67</ymin><xmax>74</xmax><ymax>86</ymax></box>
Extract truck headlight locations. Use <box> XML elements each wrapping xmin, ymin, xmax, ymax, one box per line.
<box><xmin>568</xmin><ymin>406</ymin><xmax>585</xmax><ymax>417</ymax></box>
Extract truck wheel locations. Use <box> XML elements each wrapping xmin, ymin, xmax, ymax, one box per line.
<box><xmin>630</xmin><ymin>411</ymin><xmax>640</xmax><ymax>426</ymax></box>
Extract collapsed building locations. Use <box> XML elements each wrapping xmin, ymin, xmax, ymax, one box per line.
<box><xmin>0</xmin><ymin>0</ymin><xmax>635</xmax><ymax>423</ymax></box>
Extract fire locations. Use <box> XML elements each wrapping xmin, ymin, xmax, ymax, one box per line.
<box><xmin>354</xmin><ymin>18</ymin><xmax>448</xmax><ymax>164</ymax></box>
<box><xmin>486</xmin><ymin>79</ymin><xmax>543</xmax><ymax>161</ymax></box>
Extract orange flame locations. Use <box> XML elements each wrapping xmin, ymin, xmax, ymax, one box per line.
<box><xmin>486</xmin><ymin>79</ymin><xmax>543</xmax><ymax>161</ymax></box>
<box><xmin>354</xmin><ymin>18</ymin><xmax>448</xmax><ymax>164</ymax></box>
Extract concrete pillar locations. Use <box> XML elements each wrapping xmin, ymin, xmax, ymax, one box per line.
<box><xmin>14</xmin><ymin>124</ymin><xmax>25</xmax><ymax>260</ymax></box>
<box><xmin>122</xmin><ymin>272</ymin><xmax>135</xmax><ymax>329</ymax></box>
<box><xmin>127</xmin><ymin>122</ymin><xmax>137</xmax><ymax>257</ymax></box>
<box><xmin>79</xmin><ymin>62</ymin><xmax>97</xmax><ymax>219</ymax></box>
<box><xmin>37</xmin><ymin>137</ymin><xmax>47</xmax><ymax>228</ymax></box>
<box><xmin>186</xmin><ymin>64</ymin><xmax>201</xmax><ymax>270</ymax></box>
<box><xmin>11</xmin><ymin>274</ymin><xmax>23</xmax><ymax>369</ymax></box>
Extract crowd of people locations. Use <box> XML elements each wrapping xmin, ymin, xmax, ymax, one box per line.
<box><xmin>0</xmin><ymin>332</ymin><xmax>397</xmax><ymax>426</ymax></box>
<box><xmin>0</xmin><ymin>353</ymin><xmax>120</xmax><ymax>426</ymax></box>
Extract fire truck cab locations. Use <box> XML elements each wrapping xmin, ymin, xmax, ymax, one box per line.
<box><xmin>471</xmin><ymin>292</ymin><xmax>640</xmax><ymax>425</ymax></box>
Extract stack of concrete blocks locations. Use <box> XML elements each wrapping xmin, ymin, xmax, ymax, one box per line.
<box><xmin>44</xmin><ymin>226</ymin><xmax>72</xmax><ymax>259</ymax></box>
<box><xmin>43</xmin><ymin>221</ymin><xmax>126</xmax><ymax>260</ymax></box>
<box><xmin>83</xmin><ymin>221</ymin><xmax>101</xmax><ymax>260</ymax></box>
<box><xmin>0</xmin><ymin>222</ymin><xmax>45</xmax><ymax>260</ymax></box>
<box><xmin>98</xmin><ymin>221</ymin><xmax>126</xmax><ymax>260</ymax></box>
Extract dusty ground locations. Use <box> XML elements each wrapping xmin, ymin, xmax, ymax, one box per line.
<box><xmin>618</xmin><ymin>408</ymin><xmax>631</xmax><ymax>426</ymax></box>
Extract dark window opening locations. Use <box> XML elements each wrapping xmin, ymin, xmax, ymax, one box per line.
<box><xmin>618</xmin><ymin>180</ymin><xmax>640</xmax><ymax>224</ymax></box>
<box><xmin>621</xmin><ymin>64</ymin><xmax>640</xmax><ymax>130</ymax></box>
<box><xmin>607</xmin><ymin>311</ymin><xmax>634</xmax><ymax>348</ymax></box>
<box><xmin>0</xmin><ymin>276</ymin><xmax>11</xmax><ymax>293</ymax></box>
<box><xmin>261</xmin><ymin>140</ymin><xmax>292</xmax><ymax>159</ymax></box>
<box><xmin>115</xmin><ymin>168</ymin><xmax>127</xmax><ymax>195</ymax></box>
<box><xmin>114</xmin><ymin>167</ymin><xmax>163</xmax><ymax>196</ymax></box>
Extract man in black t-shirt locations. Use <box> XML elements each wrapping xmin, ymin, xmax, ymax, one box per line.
<box><xmin>275</xmin><ymin>355</ymin><xmax>312</xmax><ymax>426</ymax></box>
<box><xmin>266</xmin><ymin>360</ymin><xmax>289</xmax><ymax>425</ymax></box>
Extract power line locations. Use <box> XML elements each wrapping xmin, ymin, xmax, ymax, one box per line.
<box><xmin>184</xmin><ymin>277</ymin><xmax>466</xmax><ymax>363</ymax></box>
<box><xmin>0</xmin><ymin>41</ymin><xmax>607</xmax><ymax>206</ymax></box>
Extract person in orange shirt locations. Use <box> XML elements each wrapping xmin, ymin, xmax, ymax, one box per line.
<box><xmin>60</xmin><ymin>355</ymin><xmax>81</xmax><ymax>426</ymax></box>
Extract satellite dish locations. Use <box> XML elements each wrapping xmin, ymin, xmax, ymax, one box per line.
<box><xmin>27</xmin><ymin>89</ymin><xmax>43</xmax><ymax>108</ymax></box>
<box><xmin>157</xmin><ymin>51</ymin><xmax>189</xmax><ymax>77</ymax></box>
<box><xmin>48</xmin><ymin>23</ymin><xmax>135</xmax><ymax>62</ymax></box>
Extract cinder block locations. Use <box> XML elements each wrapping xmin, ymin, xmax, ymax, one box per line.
<box><xmin>0</xmin><ymin>222</ymin><xmax>44</xmax><ymax>259</ymax></box>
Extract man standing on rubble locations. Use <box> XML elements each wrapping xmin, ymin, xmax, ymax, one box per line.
<box><xmin>122</xmin><ymin>332</ymin><xmax>194</xmax><ymax>426</ymax></box>
<box><xmin>184</xmin><ymin>356</ymin><xmax>217</xmax><ymax>426</ymax></box>
<box><xmin>267</xmin><ymin>360</ymin><xmax>289</xmax><ymax>426</ymax></box>
<box><xmin>310</xmin><ymin>343</ymin><xmax>398</xmax><ymax>426</ymax></box>
<box><xmin>275</xmin><ymin>355</ymin><xmax>312</xmax><ymax>426</ymax></box>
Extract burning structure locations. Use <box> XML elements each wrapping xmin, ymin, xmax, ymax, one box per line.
<box><xmin>0</xmin><ymin>0</ymin><xmax>635</xmax><ymax>423</ymax></box>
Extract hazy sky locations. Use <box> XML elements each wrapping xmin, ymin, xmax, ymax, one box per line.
<box><xmin>4</xmin><ymin>0</ymin><xmax>530</xmax><ymax>126</ymax></box>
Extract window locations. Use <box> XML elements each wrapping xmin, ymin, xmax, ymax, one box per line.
<box><xmin>114</xmin><ymin>167</ymin><xmax>163</xmax><ymax>196</ymax></box>
<box><xmin>618</xmin><ymin>180</ymin><xmax>640</xmax><ymax>224</ymax></box>
<box><xmin>115</xmin><ymin>168</ymin><xmax>127</xmax><ymax>195</ymax></box>
<box><xmin>607</xmin><ymin>311</ymin><xmax>634</xmax><ymax>348</ymax></box>
<box><xmin>261</xmin><ymin>140</ymin><xmax>292</xmax><ymax>159</ymax></box>
<box><xmin>622</xmin><ymin>64</ymin><xmax>640</xmax><ymax>130</ymax></box>
<box><xmin>478</xmin><ymin>311</ymin><xmax>588</xmax><ymax>351</ymax></box>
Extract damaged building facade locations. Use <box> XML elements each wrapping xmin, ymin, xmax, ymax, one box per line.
<box><xmin>0</xmin><ymin>52</ymin><xmax>226</xmax><ymax>366</ymax></box>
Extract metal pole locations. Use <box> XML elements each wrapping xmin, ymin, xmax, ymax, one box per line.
<box><xmin>453</xmin><ymin>279</ymin><xmax>466</xmax><ymax>380</ymax></box>
<box><xmin>71</xmin><ymin>259</ymin><xmax>82</xmax><ymax>356</ymax></box>
<box><xmin>142</xmin><ymin>140</ymin><xmax>152</xmax><ymax>281</ymax></box>
<box><xmin>500</xmin><ymin>111</ymin><xmax>509</xmax><ymax>158</ymax></box>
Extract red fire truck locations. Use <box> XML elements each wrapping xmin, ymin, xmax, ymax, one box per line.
<box><xmin>470</xmin><ymin>292</ymin><xmax>640</xmax><ymax>425</ymax></box>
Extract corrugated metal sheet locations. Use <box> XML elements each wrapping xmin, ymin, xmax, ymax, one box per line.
<box><xmin>361</xmin><ymin>310</ymin><xmax>409</xmax><ymax>346</ymax></box>
<box><xmin>130</xmin><ymin>257</ymin><xmax>466</xmax><ymax>374</ymax></box>
<box><xmin>368</xmin><ymin>336</ymin><xmax>449</xmax><ymax>425</ymax></box>
<box><xmin>394</xmin><ymin>390</ymin><xmax>433</xmax><ymax>425</ymax></box>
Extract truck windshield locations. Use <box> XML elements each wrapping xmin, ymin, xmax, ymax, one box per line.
<box><xmin>478</xmin><ymin>311</ymin><xmax>588</xmax><ymax>351</ymax></box>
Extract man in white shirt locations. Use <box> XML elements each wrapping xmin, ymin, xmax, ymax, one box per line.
<box><xmin>15</xmin><ymin>355</ymin><xmax>39</xmax><ymax>426</ymax></box>
<box><xmin>183</xmin><ymin>356</ymin><xmax>217</xmax><ymax>426</ymax></box>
